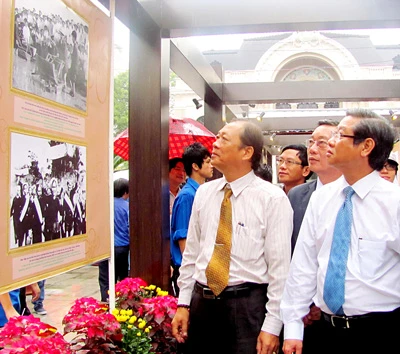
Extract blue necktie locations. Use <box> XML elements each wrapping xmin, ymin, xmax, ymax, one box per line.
<box><xmin>323</xmin><ymin>186</ymin><xmax>355</xmax><ymax>315</ymax></box>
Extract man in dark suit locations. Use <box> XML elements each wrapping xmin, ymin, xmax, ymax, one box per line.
<box><xmin>286</xmin><ymin>119</ymin><xmax>342</xmax><ymax>354</ymax></box>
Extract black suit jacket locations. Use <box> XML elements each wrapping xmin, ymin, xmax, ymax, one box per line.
<box><xmin>287</xmin><ymin>180</ymin><xmax>317</xmax><ymax>254</ymax></box>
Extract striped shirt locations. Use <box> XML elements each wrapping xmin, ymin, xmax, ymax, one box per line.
<box><xmin>178</xmin><ymin>170</ymin><xmax>293</xmax><ymax>335</ymax></box>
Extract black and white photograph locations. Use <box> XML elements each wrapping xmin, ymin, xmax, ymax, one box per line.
<box><xmin>12</xmin><ymin>0</ymin><xmax>89</xmax><ymax>112</ymax></box>
<box><xmin>9</xmin><ymin>132</ymin><xmax>87</xmax><ymax>250</ymax></box>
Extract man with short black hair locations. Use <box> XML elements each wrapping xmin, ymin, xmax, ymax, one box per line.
<box><xmin>278</xmin><ymin>144</ymin><xmax>311</xmax><ymax>194</ymax></box>
<box><xmin>169</xmin><ymin>157</ymin><xmax>186</xmax><ymax>216</ymax></box>
<box><xmin>170</xmin><ymin>142</ymin><xmax>213</xmax><ymax>297</ymax></box>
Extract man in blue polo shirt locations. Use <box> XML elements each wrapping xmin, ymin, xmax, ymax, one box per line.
<box><xmin>170</xmin><ymin>143</ymin><xmax>213</xmax><ymax>297</ymax></box>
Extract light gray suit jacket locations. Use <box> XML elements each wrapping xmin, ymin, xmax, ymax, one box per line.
<box><xmin>287</xmin><ymin>180</ymin><xmax>317</xmax><ymax>254</ymax></box>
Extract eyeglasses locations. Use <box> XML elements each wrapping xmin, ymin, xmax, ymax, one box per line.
<box><xmin>276</xmin><ymin>157</ymin><xmax>303</xmax><ymax>167</ymax></box>
<box><xmin>306</xmin><ymin>139</ymin><xmax>329</xmax><ymax>149</ymax></box>
<box><xmin>381</xmin><ymin>163</ymin><xmax>397</xmax><ymax>172</ymax></box>
<box><xmin>331</xmin><ymin>131</ymin><xmax>357</xmax><ymax>141</ymax></box>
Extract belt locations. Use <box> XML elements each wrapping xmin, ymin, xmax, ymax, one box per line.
<box><xmin>322</xmin><ymin>308</ymin><xmax>400</xmax><ymax>329</ymax></box>
<box><xmin>194</xmin><ymin>281</ymin><xmax>266</xmax><ymax>300</ymax></box>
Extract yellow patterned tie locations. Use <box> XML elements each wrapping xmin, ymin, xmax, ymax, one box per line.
<box><xmin>206</xmin><ymin>184</ymin><xmax>233</xmax><ymax>296</ymax></box>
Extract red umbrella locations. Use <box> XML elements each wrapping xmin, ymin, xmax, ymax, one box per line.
<box><xmin>114</xmin><ymin>117</ymin><xmax>216</xmax><ymax>160</ymax></box>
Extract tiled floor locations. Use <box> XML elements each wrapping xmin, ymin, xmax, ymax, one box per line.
<box><xmin>28</xmin><ymin>264</ymin><xmax>101</xmax><ymax>334</ymax></box>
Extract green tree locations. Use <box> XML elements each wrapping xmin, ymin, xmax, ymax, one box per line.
<box><xmin>114</xmin><ymin>155</ymin><xmax>128</xmax><ymax>171</ymax></box>
<box><xmin>113</xmin><ymin>70</ymin><xmax>178</xmax><ymax>171</ymax></box>
<box><xmin>113</xmin><ymin>70</ymin><xmax>129</xmax><ymax>136</ymax></box>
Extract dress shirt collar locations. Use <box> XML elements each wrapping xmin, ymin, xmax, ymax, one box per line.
<box><xmin>341</xmin><ymin>170</ymin><xmax>381</xmax><ymax>200</ymax></box>
<box><xmin>186</xmin><ymin>177</ymin><xmax>200</xmax><ymax>191</ymax></box>
<box><xmin>218</xmin><ymin>170</ymin><xmax>256</xmax><ymax>198</ymax></box>
<box><xmin>315</xmin><ymin>177</ymin><xmax>324</xmax><ymax>190</ymax></box>
<box><xmin>170</xmin><ymin>187</ymin><xmax>181</xmax><ymax>198</ymax></box>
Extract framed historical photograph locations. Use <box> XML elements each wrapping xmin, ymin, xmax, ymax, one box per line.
<box><xmin>9</xmin><ymin>131</ymin><xmax>87</xmax><ymax>250</ymax></box>
<box><xmin>11</xmin><ymin>0</ymin><xmax>89</xmax><ymax>113</ymax></box>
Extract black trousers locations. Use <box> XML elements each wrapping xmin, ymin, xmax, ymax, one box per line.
<box><xmin>170</xmin><ymin>264</ymin><xmax>180</xmax><ymax>297</ymax></box>
<box><xmin>186</xmin><ymin>283</ymin><xmax>268</xmax><ymax>354</ymax></box>
<box><xmin>299</xmin><ymin>318</ymin><xmax>324</xmax><ymax>354</ymax></box>
<box><xmin>318</xmin><ymin>308</ymin><xmax>400</xmax><ymax>354</ymax></box>
<box><xmin>98</xmin><ymin>245</ymin><xmax>129</xmax><ymax>302</ymax></box>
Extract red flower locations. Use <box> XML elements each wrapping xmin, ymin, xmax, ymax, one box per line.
<box><xmin>63</xmin><ymin>297</ymin><xmax>123</xmax><ymax>351</ymax></box>
<box><xmin>0</xmin><ymin>315</ymin><xmax>72</xmax><ymax>354</ymax></box>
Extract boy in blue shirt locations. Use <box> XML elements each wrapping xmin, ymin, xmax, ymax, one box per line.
<box><xmin>170</xmin><ymin>143</ymin><xmax>213</xmax><ymax>297</ymax></box>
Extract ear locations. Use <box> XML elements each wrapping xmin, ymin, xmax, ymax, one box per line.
<box><xmin>192</xmin><ymin>162</ymin><xmax>200</xmax><ymax>172</ymax></box>
<box><xmin>242</xmin><ymin>146</ymin><xmax>254</xmax><ymax>163</ymax></box>
<box><xmin>360</xmin><ymin>137</ymin><xmax>375</xmax><ymax>157</ymax></box>
<box><xmin>302</xmin><ymin>166</ymin><xmax>311</xmax><ymax>177</ymax></box>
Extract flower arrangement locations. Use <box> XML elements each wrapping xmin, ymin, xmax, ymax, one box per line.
<box><xmin>63</xmin><ymin>296</ymin><xmax>123</xmax><ymax>352</ymax></box>
<box><xmin>0</xmin><ymin>278</ymin><xmax>178</xmax><ymax>354</ymax></box>
<box><xmin>0</xmin><ymin>315</ymin><xmax>72</xmax><ymax>353</ymax></box>
<box><xmin>112</xmin><ymin>309</ymin><xmax>152</xmax><ymax>354</ymax></box>
<box><xmin>114</xmin><ymin>278</ymin><xmax>178</xmax><ymax>354</ymax></box>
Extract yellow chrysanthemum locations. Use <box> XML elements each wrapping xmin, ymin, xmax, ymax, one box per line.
<box><xmin>129</xmin><ymin>316</ymin><xmax>137</xmax><ymax>324</ymax></box>
<box><xmin>127</xmin><ymin>309</ymin><xmax>133</xmax><ymax>316</ymax></box>
<box><xmin>112</xmin><ymin>308</ymin><xmax>120</xmax><ymax>316</ymax></box>
<box><xmin>120</xmin><ymin>309</ymin><xmax>127</xmax><ymax>316</ymax></box>
<box><xmin>138</xmin><ymin>321</ymin><xmax>146</xmax><ymax>329</ymax></box>
<box><xmin>128</xmin><ymin>325</ymin><xmax>133</xmax><ymax>329</ymax></box>
<box><xmin>137</xmin><ymin>332</ymin><xmax>142</xmax><ymax>337</ymax></box>
<box><xmin>145</xmin><ymin>328</ymin><xmax>150</xmax><ymax>333</ymax></box>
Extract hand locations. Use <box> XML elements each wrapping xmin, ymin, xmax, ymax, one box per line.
<box><xmin>256</xmin><ymin>331</ymin><xmax>279</xmax><ymax>354</ymax></box>
<box><xmin>0</xmin><ymin>293</ymin><xmax>20</xmax><ymax>321</ymax></box>
<box><xmin>302</xmin><ymin>305</ymin><xmax>321</xmax><ymax>327</ymax></box>
<box><xmin>171</xmin><ymin>307</ymin><xmax>189</xmax><ymax>343</ymax></box>
<box><xmin>6</xmin><ymin>306</ymin><xmax>20</xmax><ymax>319</ymax></box>
<box><xmin>283</xmin><ymin>339</ymin><xmax>303</xmax><ymax>354</ymax></box>
<box><xmin>27</xmin><ymin>283</ymin><xmax>41</xmax><ymax>302</ymax></box>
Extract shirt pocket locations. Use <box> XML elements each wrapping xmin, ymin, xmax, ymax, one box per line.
<box><xmin>232</xmin><ymin>225</ymin><xmax>263</xmax><ymax>262</ymax></box>
<box><xmin>358</xmin><ymin>239</ymin><xmax>387</xmax><ymax>280</ymax></box>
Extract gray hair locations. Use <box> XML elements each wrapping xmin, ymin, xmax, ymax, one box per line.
<box><xmin>347</xmin><ymin>108</ymin><xmax>397</xmax><ymax>170</ymax></box>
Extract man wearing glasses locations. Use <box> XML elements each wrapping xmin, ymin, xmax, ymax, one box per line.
<box><xmin>286</xmin><ymin>120</ymin><xmax>342</xmax><ymax>354</ymax></box>
<box><xmin>379</xmin><ymin>154</ymin><xmax>398</xmax><ymax>183</ymax></box>
<box><xmin>277</xmin><ymin>144</ymin><xmax>311</xmax><ymax>194</ymax></box>
<box><xmin>288</xmin><ymin>120</ymin><xmax>342</xmax><ymax>251</ymax></box>
<box><xmin>281</xmin><ymin>109</ymin><xmax>400</xmax><ymax>354</ymax></box>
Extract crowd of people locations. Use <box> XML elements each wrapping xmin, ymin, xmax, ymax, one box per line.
<box><xmin>170</xmin><ymin>108</ymin><xmax>400</xmax><ymax>354</ymax></box>
<box><xmin>2</xmin><ymin>108</ymin><xmax>400</xmax><ymax>354</ymax></box>
<box><xmin>94</xmin><ymin>108</ymin><xmax>399</xmax><ymax>354</ymax></box>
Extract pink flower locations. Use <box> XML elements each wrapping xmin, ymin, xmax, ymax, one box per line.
<box><xmin>0</xmin><ymin>315</ymin><xmax>72</xmax><ymax>354</ymax></box>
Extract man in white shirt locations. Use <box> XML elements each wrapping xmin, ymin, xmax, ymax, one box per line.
<box><xmin>281</xmin><ymin>108</ymin><xmax>400</xmax><ymax>354</ymax></box>
<box><xmin>172</xmin><ymin>120</ymin><xmax>292</xmax><ymax>354</ymax></box>
<box><xmin>287</xmin><ymin>120</ymin><xmax>342</xmax><ymax>354</ymax></box>
<box><xmin>169</xmin><ymin>157</ymin><xmax>186</xmax><ymax>216</ymax></box>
